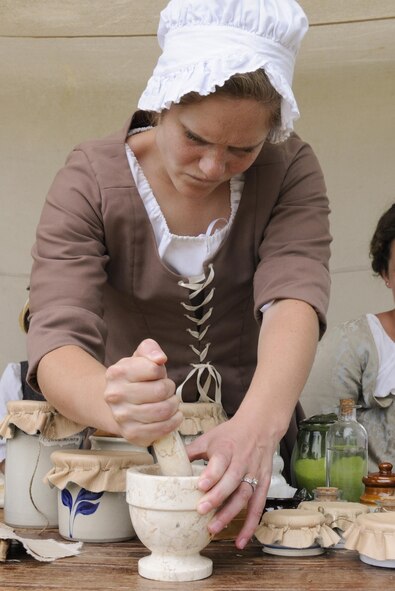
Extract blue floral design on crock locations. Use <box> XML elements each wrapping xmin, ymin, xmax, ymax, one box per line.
<box><xmin>61</xmin><ymin>487</ymin><xmax>104</xmax><ymax>539</ymax></box>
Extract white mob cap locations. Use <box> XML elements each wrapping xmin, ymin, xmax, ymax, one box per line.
<box><xmin>138</xmin><ymin>0</ymin><xmax>309</xmax><ymax>143</ymax></box>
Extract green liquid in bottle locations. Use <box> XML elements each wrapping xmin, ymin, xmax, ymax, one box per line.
<box><xmin>326</xmin><ymin>447</ymin><xmax>367</xmax><ymax>502</ymax></box>
<box><xmin>293</xmin><ymin>457</ymin><xmax>326</xmax><ymax>493</ymax></box>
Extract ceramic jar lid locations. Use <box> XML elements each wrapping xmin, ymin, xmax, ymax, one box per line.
<box><xmin>298</xmin><ymin>501</ymin><xmax>369</xmax><ymax>531</ymax></box>
<box><xmin>255</xmin><ymin>508</ymin><xmax>340</xmax><ymax>548</ymax></box>
<box><xmin>363</xmin><ymin>462</ymin><xmax>395</xmax><ymax>488</ymax></box>
<box><xmin>46</xmin><ymin>449</ymin><xmax>154</xmax><ymax>492</ymax></box>
<box><xmin>0</xmin><ymin>400</ymin><xmax>85</xmax><ymax>440</ymax></box>
<box><xmin>360</xmin><ymin>462</ymin><xmax>395</xmax><ymax>505</ymax></box>
<box><xmin>344</xmin><ymin>512</ymin><xmax>395</xmax><ymax>560</ymax></box>
<box><xmin>299</xmin><ymin>413</ymin><xmax>338</xmax><ymax>427</ymax></box>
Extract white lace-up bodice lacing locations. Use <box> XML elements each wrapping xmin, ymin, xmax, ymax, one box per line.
<box><xmin>176</xmin><ymin>264</ymin><xmax>222</xmax><ymax>403</ymax></box>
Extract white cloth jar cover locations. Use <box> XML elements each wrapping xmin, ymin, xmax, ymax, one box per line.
<box><xmin>0</xmin><ymin>400</ymin><xmax>85</xmax><ymax>441</ymax></box>
<box><xmin>255</xmin><ymin>508</ymin><xmax>340</xmax><ymax>548</ymax></box>
<box><xmin>298</xmin><ymin>501</ymin><xmax>370</xmax><ymax>533</ymax></box>
<box><xmin>0</xmin><ymin>401</ymin><xmax>86</xmax><ymax>529</ymax></box>
<box><xmin>45</xmin><ymin>449</ymin><xmax>154</xmax><ymax>493</ymax></box>
<box><xmin>344</xmin><ymin>512</ymin><xmax>395</xmax><ymax>561</ymax></box>
<box><xmin>177</xmin><ymin>401</ymin><xmax>228</xmax><ymax>438</ymax></box>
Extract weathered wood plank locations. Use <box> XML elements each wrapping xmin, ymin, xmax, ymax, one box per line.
<box><xmin>2</xmin><ymin>510</ymin><xmax>395</xmax><ymax>591</ymax></box>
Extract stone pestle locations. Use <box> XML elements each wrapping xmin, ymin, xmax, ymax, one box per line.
<box><xmin>152</xmin><ymin>430</ymin><xmax>193</xmax><ymax>476</ymax></box>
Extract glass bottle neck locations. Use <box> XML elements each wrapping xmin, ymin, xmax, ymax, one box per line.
<box><xmin>338</xmin><ymin>399</ymin><xmax>357</xmax><ymax>421</ymax></box>
<box><xmin>339</xmin><ymin>408</ymin><xmax>357</xmax><ymax>421</ymax></box>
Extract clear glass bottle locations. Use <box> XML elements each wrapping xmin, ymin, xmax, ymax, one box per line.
<box><xmin>326</xmin><ymin>398</ymin><xmax>368</xmax><ymax>502</ymax></box>
<box><xmin>290</xmin><ymin>413</ymin><xmax>337</xmax><ymax>495</ymax></box>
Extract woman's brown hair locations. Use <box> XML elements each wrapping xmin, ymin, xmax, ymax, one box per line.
<box><xmin>179</xmin><ymin>69</ymin><xmax>281</xmax><ymax>131</ymax></box>
<box><xmin>370</xmin><ymin>203</ymin><xmax>395</xmax><ymax>276</ymax></box>
<box><xmin>144</xmin><ymin>69</ymin><xmax>282</xmax><ymax>137</ymax></box>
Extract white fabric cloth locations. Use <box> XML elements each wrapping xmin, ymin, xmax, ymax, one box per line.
<box><xmin>138</xmin><ymin>0</ymin><xmax>308</xmax><ymax>143</ymax></box>
<box><xmin>366</xmin><ymin>313</ymin><xmax>395</xmax><ymax>398</ymax></box>
<box><xmin>0</xmin><ymin>363</ymin><xmax>23</xmax><ymax>462</ymax></box>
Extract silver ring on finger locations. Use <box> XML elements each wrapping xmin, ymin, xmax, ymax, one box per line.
<box><xmin>241</xmin><ymin>475</ymin><xmax>259</xmax><ymax>493</ymax></box>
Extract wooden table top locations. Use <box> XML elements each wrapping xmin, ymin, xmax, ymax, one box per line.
<box><xmin>2</xmin><ymin>509</ymin><xmax>395</xmax><ymax>591</ymax></box>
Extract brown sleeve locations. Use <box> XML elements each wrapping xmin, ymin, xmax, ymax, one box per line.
<box><xmin>27</xmin><ymin>148</ymin><xmax>109</xmax><ymax>390</ymax></box>
<box><xmin>253</xmin><ymin>139</ymin><xmax>331</xmax><ymax>336</ymax></box>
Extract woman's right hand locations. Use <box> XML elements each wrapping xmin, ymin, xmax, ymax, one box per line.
<box><xmin>103</xmin><ymin>339</ymin><xmax>183</xmax><ymax>447</ymax></box>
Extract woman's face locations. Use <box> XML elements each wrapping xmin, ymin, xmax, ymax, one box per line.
<box><xmin>383</xmin><ymin>239</ymin><xmax>395</xmax><ymax>302</ymax></box>
<box><xmin>154</xmin><ymin>94</ymin><xmax>272</xmax><ymax>198</ymax></box>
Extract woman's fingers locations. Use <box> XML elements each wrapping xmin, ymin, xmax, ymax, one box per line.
<box><xmin>106</xmin><ymin>353</ymin><xmax>167</xmax><ymax>386</ymax></box>
<box><xmin>197</xmin><ymin>462</ymin><xmax>259</xmax><ymax>515</ymax></box>
<box><xmin>235</xmin><ymin>484</ymin><xmax>269</xmax><ymax>549</ymax></box>
<box><xmin>132</xmin><ymin>338</ymin><xmax>168</xmax><ymax>365</ymax></box>
<box><xmin>104</xmin><ymin>340</ymin><xmax>175</xmax><ymax>406</ymax></box>
<box><xmin>103</xmin><ymin>339</ymin><xmax>181</xmax><ymax>446</ymax></box>
<box><xmin>202</xmin><ymin>477</ymin><xmax>255</xmax><ymax>532</ymax></box>
<box><xmin>109</xmin><ymin>394</ymin><xmax>180</xmax><ymax>425</ymax></box>
<box><xmin>118</xmin><ymin>409</ymin><xmax>184</xmax><ymax>447</ymax></box>
<box><xmin>104</xmin><ymin>374</ymin><xmax>175</xmax><ymax>405</ymax></box>
<box><xmin>194</xmin><ymin>437</ymin><xmax>259</xmax><ymax>515</ymax></box>
<box><xmin>187</xmin><ymin>418</ymin><xmax>274</xmax><ymax>547</ymax></box>
<box><xmin>196</xmin><ymin>460</ymin><xmax>268</xmax><ymax>546</ymax></box>
<box><xmin>199</xmin><ymin>462</ymin><xmax>270</xmax><ymax>548</ymax></box>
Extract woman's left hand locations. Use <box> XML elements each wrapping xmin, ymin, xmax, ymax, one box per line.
<box><xmin>187</xmin><ymin>299</ymin><xmax>320</xmax><ymax>549</ymax></box>
<box><xmin>186</xmin><ymin>412</ymin><xmax>276</xmax><ymax>550</ymax></box>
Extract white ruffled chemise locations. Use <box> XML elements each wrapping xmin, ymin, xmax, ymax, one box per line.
<box><xmin>125</xmin><ymin>138</ymin><xmax>243</xmax><ymax>277</ymax></box>
<box><xmin>125</xmin><ymin>131</ymin><xmax>273</xmax><ymax>314</ymax></box>
<box><xmin>366</xmin><ymin>313</ymin><xmax>395</xmax><ymax>398</ymax></box>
